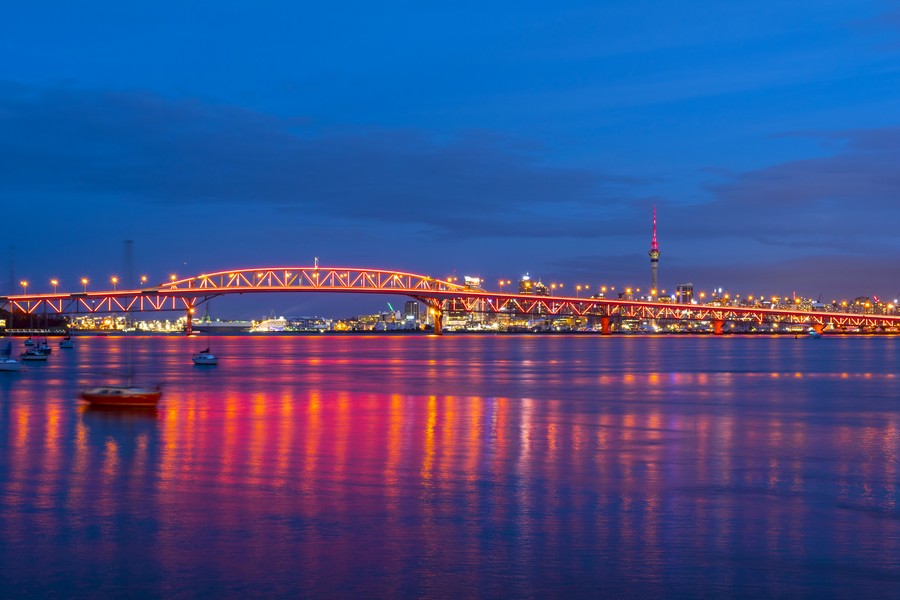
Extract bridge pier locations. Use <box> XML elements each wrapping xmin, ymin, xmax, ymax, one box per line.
<box><xmin>712</xmin><ymin>319</ymin><xmax>725</xmax><ymax>335</ymax></box>
<box><xmin>813</xmin><ymin>323</ymin><xmax>825</xmax><ymax>335</ymax></box>
<box><xmin>600</xmin><ymin>316</ymin><xmax>611</xmax><ymax>335</ymax></box>
<box><xmin>432</xmin><ymin>308</ymin><xmax>443</xmax><ymax>336</ymax></box>
<box><xmin>185</xmin><ymin>306</ymin><xmax>194</xmax><ymax>335</ymax></box>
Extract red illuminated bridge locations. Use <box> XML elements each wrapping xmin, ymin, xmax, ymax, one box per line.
<box><xmin>3</xmin><ymin>265</ymin><xmax>899</xmax><ymax>335</ymax></box>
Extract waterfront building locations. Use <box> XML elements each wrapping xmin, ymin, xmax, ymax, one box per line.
<box><xmin>676</xmin><ymin>282</ymin><xmax>694</xmax><ymax>304</ymax></box>
<box><xmin>463</xmin><ymin>276</ymin><xmax>484</xmax><ymax>290</ymax></box>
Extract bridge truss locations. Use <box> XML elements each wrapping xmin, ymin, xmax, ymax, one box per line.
<box><xmin>2</xmin><ymin>266</ymin><xmax>898</xmax><ymax>335</ymax></box>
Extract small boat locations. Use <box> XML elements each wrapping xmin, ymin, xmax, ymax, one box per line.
<box><xmin>59</xmin><ymin>336</ymin><xmax>74</xmax><ymax>349</ymax></box>
<box><xmin>0</xmin><ymin>341</ymin><xmax>22</xmax><ymax>372</ymax></box>
<box><xmin>808</xmin><ymin>330</ymin><xmax>822</xmax><ymax>339</ymax></box>
<box><xmin>192</xmin><ymin>348</ymin><xmax>218</xmax><ymax>365</ymax></box>
<box><xmin>23</xmin><ymin>337</ymin><xmax>34</xmax><ymax>347</ymax></box>
<box><xmin>80</xmin><ymin>385</ymin><xmax>162</xmax><ymax>407</ymax></box>
<box><xmin>19</xmin><ymin>348</ymin><xmax>49</xmax><ymax>361</ymax></box>
<box><xmin>36</xmin><ymin>341</ymin><xmax>52</xmax><ymax>355</ymax></box>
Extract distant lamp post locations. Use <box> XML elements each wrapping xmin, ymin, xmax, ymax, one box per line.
<box><xmin>20</xmin><ymin>280</ymin><xmax>28</xmax><ymax>295</ymax></box>
<box><xmin>81</xmin><ymin>278</ymin><xmax>88</xmax><ymax>293</ymax></box>
<box><xmin>140</xmin><ymin>275</ymin><xmax>148</xmax><ymax>286</ymax></box>
<box><xmin>111</xmin><ymin>276</ymin><xmax>118</xmax><ymax>292</ymax></box>
<box><xmin>50</xmin><ymin>279</ymin><xmax>59</xmax><ymax>294</ymax></box>
<box><xmin>576</xmin><ymin>285</ymin><xmax>582</xmax><ymax>298</ymax></box>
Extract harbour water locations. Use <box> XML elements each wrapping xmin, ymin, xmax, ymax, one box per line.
<box><xmin>1</xmin><ymin>334</ymin><xmax>899</xmax><ymax>598</ymax></box>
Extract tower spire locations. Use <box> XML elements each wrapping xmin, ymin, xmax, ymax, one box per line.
<box><xmin>649</xmin><ymin>206</ymin><xmax>660</xmax><ymax>296</ymax></box>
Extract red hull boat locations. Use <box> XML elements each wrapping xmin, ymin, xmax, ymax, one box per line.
<box><xmin>80</xmin><ymin>385</ymin><xmax>162</xmax><ymax>407</ymax></box>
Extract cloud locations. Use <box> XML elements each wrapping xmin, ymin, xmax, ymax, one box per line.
<box><xmin>669</xmin><ymin>127</ymin><xmax>900</xmax><ymax>250</ymax></box>
<box><xmin>0</xmin><ymin>82</ymin><xmax>646</xmax><ymax>238</ymax></box>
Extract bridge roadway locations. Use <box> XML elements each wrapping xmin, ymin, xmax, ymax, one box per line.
<box><xmin>2</xmin><ymin>266</ymin><xmax>899</xmax><ymax>335</ymax></box>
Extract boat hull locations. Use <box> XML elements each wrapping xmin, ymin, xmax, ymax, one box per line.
<box><xmin>0</xmin><ymin>360</ymin><xmax>22</xmax><ymax>372</ymax></box>
<box><xmin>80</xmin><ymin>386</ymin><xmax>162</xmax><ymax>407</ymax></box>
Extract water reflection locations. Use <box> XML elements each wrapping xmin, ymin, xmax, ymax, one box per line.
<box><xmin>0</xmin><ymin>335</ymin><xmax>899</xmax><ymax>596</ymax></box>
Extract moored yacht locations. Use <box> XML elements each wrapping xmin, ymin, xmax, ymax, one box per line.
<box><xmin>19</xmin><ymin>348</ymin><xmax>48</xmax><ymax>361</ymax></box>
<box><xmin>192</xmin><ymin>348</ymin><xmax>218</xmax><ymax>365</ymax></box>
<box><xmin>81</xmin><ymin>385</ymin><xmax>162</xmax><ymax>407</ymax></box>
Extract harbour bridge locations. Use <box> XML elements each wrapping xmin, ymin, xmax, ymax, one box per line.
<box><xmin>3</xmin><ymin>265</ymin><xmax>899</xmax><ymax>335</ymax></box>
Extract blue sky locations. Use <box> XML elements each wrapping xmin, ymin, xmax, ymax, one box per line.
<box><xmin>3</xmin><ymin>2</ymin><xmax>900</xmax><ymax>316</ymax></box>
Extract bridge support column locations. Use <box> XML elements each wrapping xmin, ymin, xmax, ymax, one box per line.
<box><xmin>185</xmin><ymin>306</ymin><xmax>194</xmax><ymax>335</ymax></box>
<box><xmin>813</xmin><ymin>323</ymin><xmax>825</xmax><ymax>335</ymax></box>
<box><xmin>432</xmin><ymin>308</ymin><xmax>443</xmax><ymax>336</ymax></box>
<box><xmin>600</xmin><ymin>316</ymin><xmax>611</xmax><ymax>335</ymax></box>
<box><xmin>712</xmin><ymin>319</ymin><xmax>725</xmax><ymax>336</ymax></box>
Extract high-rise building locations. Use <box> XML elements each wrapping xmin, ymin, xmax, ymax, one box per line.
<box><xmin>649</xmin><ymin>206</ymin><xmax>660</xmax><ymax>294</ymax></box>
<box><xmin>676</xmin><ymin>283</ymin><xmax>694</xmax><ymax>304</ymax></box>
<box><xmin>403</xmin><ymin>300</ymin><xmax>420</xmax><ymax>322</ymax></box>
<box><xmin>518</xmin><ymin>274</ymin><xmax>533</xmax><ymax>294</ymax></box>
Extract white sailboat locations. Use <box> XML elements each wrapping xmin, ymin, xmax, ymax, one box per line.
<box><xmin>1</xmin><ymin>340</ymin><xmax>22</xmax><ymax>371</ymax></box>
<box><xmin>192</xmin><ymin>347</ymin><xmax>218</xmax><ymax>365</ymax></box>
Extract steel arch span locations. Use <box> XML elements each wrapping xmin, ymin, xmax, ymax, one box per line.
<box><xmin>3</xmin><ymin>265</ymin><xmax>900</xmax><ymax>335</ymax></box>
<box><xmin>1</xmin><ymin>266</ymin><xmax>468</xmax><ymax>334</ymax></box>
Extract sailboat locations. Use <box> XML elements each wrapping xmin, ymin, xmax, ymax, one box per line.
<box><xmin>59</xmin><ymin>334</ymin><xmax>74</xmax><ymax>349</ymax></box>
<box><xmin>18</xmin><ymin>347</ymin><xmax>48</xmax><ymax>361</ymax></box>
<box><xmin>191</xmin><ymin>306</ymin><xmax>219</xmax><ymax>365</ymax></box>
<box><xmin>81</xmin><ymin>309</ymin><xmax>161</xmax><ymax>407</ymax></box>
<box><xmin>1</xmin><ymin>340</ymin><xmax>22</xmax><ymax>371</ymax></box>
<box><xmin>192</xmin><ymin>346</ymin><xmax>218</xmax><ymax>365</ymax></box>
<box><xmin>80</xmin><ymin>382</ymin><xmax>161</xmax><ymax>407</ymax></box>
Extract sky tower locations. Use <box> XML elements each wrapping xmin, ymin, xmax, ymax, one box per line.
<box><xmin>649</xmin><ymin>206</ymin><xmax>660</xmax><ymax>296</ymax></box>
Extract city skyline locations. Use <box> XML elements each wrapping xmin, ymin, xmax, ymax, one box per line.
<box><xmin>3</xmin><ymin>2</ymin><xmax>900</xmax><ymax>315</ymax></box>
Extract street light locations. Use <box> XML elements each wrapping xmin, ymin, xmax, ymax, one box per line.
<box><xmin>111</xmin><ymin>276</ymin><xmax>118</xmax><ymax>291</ymax></box>
<box><xmin>20</xmin><ymin>280</ymin><xmax>28</xmax><ymax>295</ymax></box>
<box><xmin>50</xmin><ymin>279</ymin><xmax>59</xmax><ymax>294</ymax></box>
<box><xmin>81</xmin><ymin>278</ymin><xmax>88</xmax><ymax>293</ymax></box>
<box><xmin>140</xmin><ymin>275</ymin><xmax>148</xmax><ymax>286</ymax></box>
